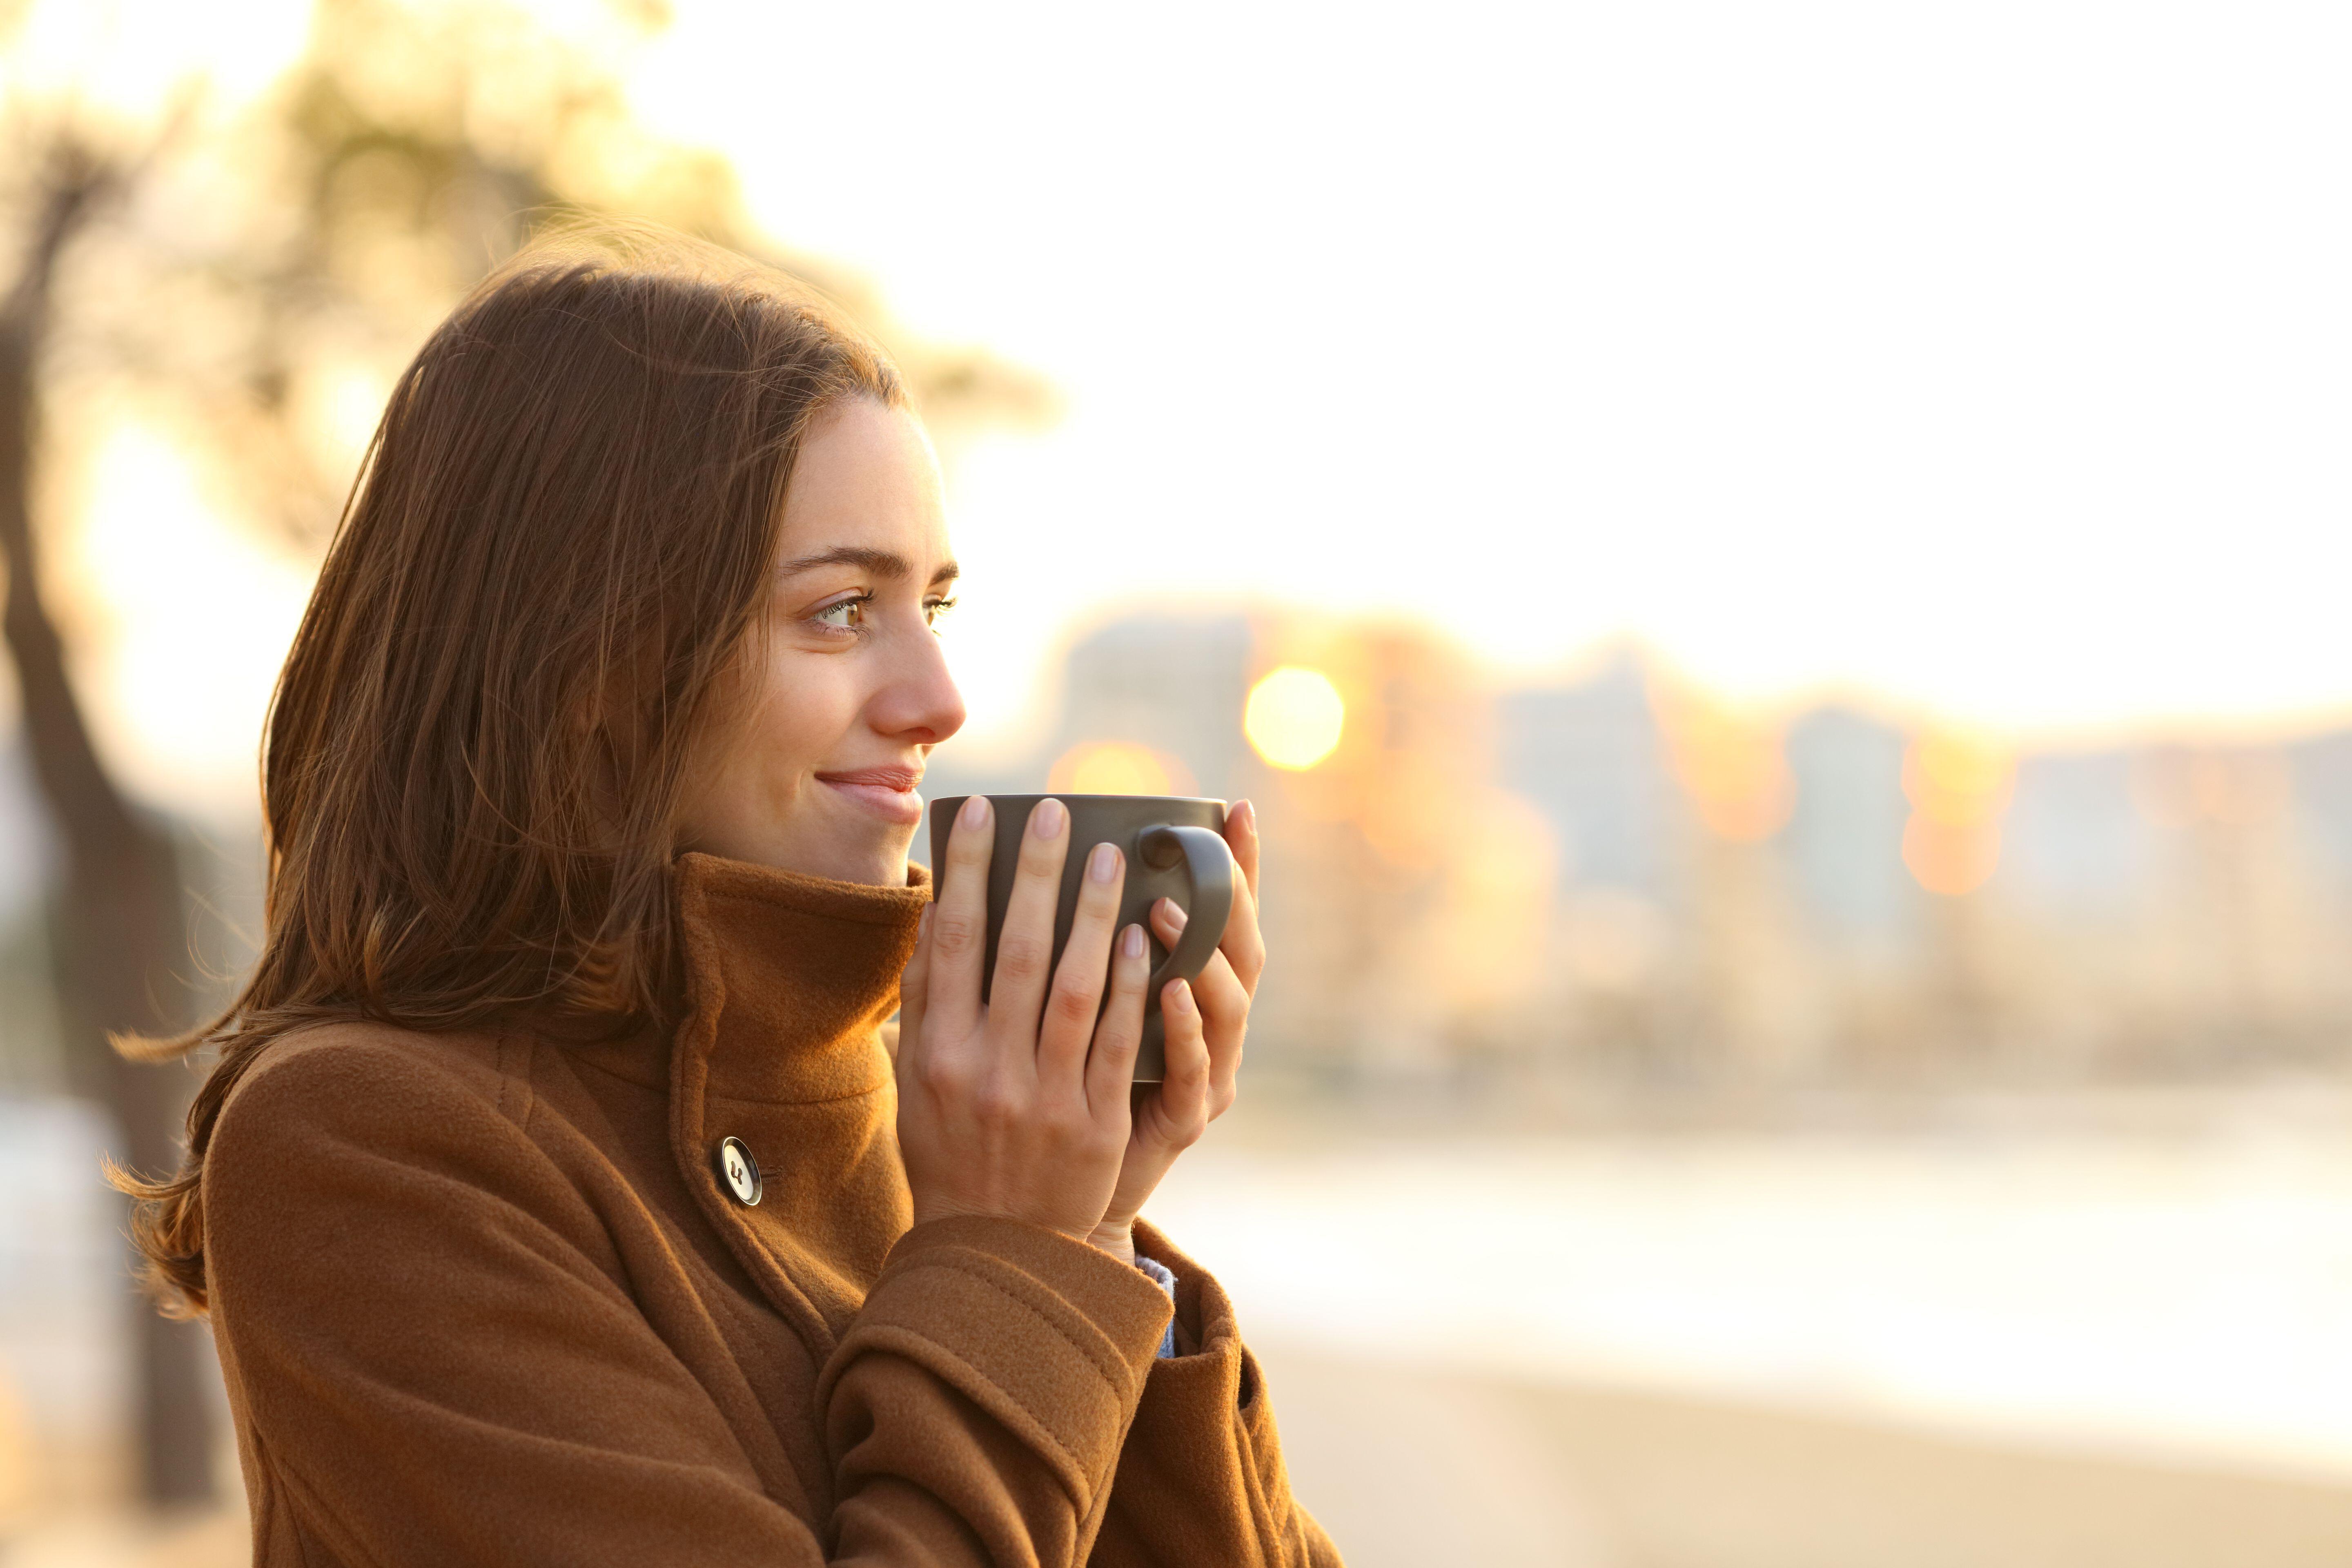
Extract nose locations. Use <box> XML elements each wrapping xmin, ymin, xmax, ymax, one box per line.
<box><xmin>872</xmin><ymin>617</ymin><xmax>967</xmax><ymax>746</ymax></box>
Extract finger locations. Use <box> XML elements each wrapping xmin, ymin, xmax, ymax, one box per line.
<box><xmin>986</xmin><ymin>796</ymin><xmax>1073</xmax><ymax>1057</ymax></box>
<box><xmin>1139</xmin><ymin>977</ymin><xmax>1210</xmax><ymax>1151</ymax></box>
<box><xmin>1038</xmin><ymin>838</ymin><xmax>1125</xmax><ymax>1093</ymax></box>
<box><xmin>1085</xmin><ymin>922</ymin><xmax>1150</xmax><ymax>1118</ymax></box>
<box><xmin>1198</xmin><ymin>954</ymin><xmax>1246</xmax><ymax>1122</ymax></box>
<box><xmin>1226</xmin><ymin>798</ymin><xmax>1262</xmax><ymax>902</ymax></box>
<box><xmin>927</xmin><ymin>795</ymin><xmax>996</xmax><ymax>1041</ymax></box>
<box><xmin>1180</xmin><ymin>947</ymin><xmax>1247</xmax><ymax>1040</ymax></box>
<box><xmin>1164</xmin><ymin>944</ymin><xmax>1246</xmax><ymax>1120</ymax></box>
<box><xmin>895</xmin><ymin>903</ymin><xmax>934</xmax><ymax>1078</ymax></box>
<box><xmin>1224</xmin><ymin>852</ymin><xmax>1265</xmax><ymax>991</ymax></box>
<box><xmin>1152</xmin><ymin>890</ymin><xmax>1264</xmax><ymax>997</ymax></box>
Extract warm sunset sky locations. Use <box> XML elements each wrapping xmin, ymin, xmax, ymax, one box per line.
<box><xmin>18</xmin><ymin>0</ymin><xmax>2352</xmax><ymax>806</ymax></box>
<box><xmin>622</xmin><ymin>3</ymin><xmax>2352</xmax><ymax>754</ymax></box>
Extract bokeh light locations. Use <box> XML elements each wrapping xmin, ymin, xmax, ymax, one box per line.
<box><xmin>1658</xmin><ymin>689</ymin><xmax>1793</xmax><ymax>844</ymax></box>
<box><xmin>1044</xmin><ymin>739</ymin><xmax>1192</xmax><ymax>796</ymax></box>
<box><xmin>1900</xmin><ymin>731</ymin><xmax>2014</xmax><ymax>895</ymax></box>
<box><xmin>1902</xmin><ymin>815</ymin><xmax>2004</xmax><ymax>898</ymax></box>
<box><xmin>1903</xmin><ymin>732</ymin><xmax>2017</xmax><ymax>826</ymax></box>
<box><xmin>1243</xmin><ymin>666</ymin><xmax>1345</xmax><ymax>771</ymax></box>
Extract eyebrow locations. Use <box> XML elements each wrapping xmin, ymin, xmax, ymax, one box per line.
<box><xmin>775</xmin><ymin>545</ymin><xmax>959</xmax><ymax>587</ymax></box>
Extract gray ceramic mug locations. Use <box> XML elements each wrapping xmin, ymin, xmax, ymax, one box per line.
<box><xmin>926</xmin><ymin>794</ymin><xmax>1237</xmax><ymax>1082</ymax></box>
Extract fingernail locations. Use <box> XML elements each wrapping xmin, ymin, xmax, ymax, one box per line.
<box><xmin>1034</xmin><ymin>797</ymin><xmax>1067</xmax><ymax>838</ymax></box>
<box><xmin>1165</xmin><ymin>979</ymin><xmax>1193</xmax><ymax>1013</ymax></box>
<box><xmin>1088</xmin><ymin>841</ymin><xmax>1118</xmax><ymax>882</ymax></box>
<box><xmin>960</xmin><ymin>795</ymin><xmax>989</xmax><ymax>829</ymax></box>
<box><xmin>1122</xmin><ymin>923</ymin><xmax>1145</xmax><ymax>958</ymax></box>
<box><xmin>1160</xmin><ymin>898</ymin><xmax>1188</xmax><ymax>931</ymax></box>
<box><xmin>1234</xmin><ymin>799</ymin><xmax>1256</xmax><ymax>834</ymax></box>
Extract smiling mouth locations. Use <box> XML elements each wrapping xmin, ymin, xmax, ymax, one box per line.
<box><xmin>815</xmin><ymin>768</ymin><xmax>925</xmax><ymax>824</ymax></box>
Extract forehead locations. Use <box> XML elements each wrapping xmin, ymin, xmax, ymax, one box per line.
<box><xmin>777</xmin><ymin>397</ymin><xmax>949</xmax><ymax>558</ymax></box>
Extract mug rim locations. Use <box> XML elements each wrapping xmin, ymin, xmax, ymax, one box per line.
<box><xmin>927</xmin><ymin>792</ymin><xmax>1229</xmax><ymax>808</ymax></box>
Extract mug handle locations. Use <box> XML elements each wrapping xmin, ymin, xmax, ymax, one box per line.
<box><xmin>1138</xmin><ymin>824</ymin><xmax>1237</xmax><ymax>1002</ymax></box>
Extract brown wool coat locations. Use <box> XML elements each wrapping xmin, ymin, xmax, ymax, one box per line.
<box><xmin>203</xmin><ymin>851</ymin><xmax>1341</xmax><ymax>1567</ymax></box>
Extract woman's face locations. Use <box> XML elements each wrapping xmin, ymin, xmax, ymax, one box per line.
<box><xmin>676</xmin><ymin>396</ymin><xmax>967</xmax><ymax>885</ymax></box>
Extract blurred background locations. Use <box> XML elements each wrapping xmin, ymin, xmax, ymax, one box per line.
<box><xmin>2</xmin><ymin>2</ymin><xmax>2351</xmax><ymax>1564</ymax></box>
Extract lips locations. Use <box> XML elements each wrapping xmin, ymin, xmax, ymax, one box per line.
<box><xmin>815</xmin><ymin>767</ymin><xmax>922</xmax><ymax>791</ymax></box>
<box><xmin>815</xmin><ymin>766</ymin><xmax>925</xmax><ymax>826</ymax></box>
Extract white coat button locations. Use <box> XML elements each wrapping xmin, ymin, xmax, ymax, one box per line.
<box><xmin>715</xmin><ymin>1136</ymin><xmax>762</xmax><ymax>1206</ymax></box>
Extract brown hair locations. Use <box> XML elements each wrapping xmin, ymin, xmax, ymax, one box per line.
<box><xmin>115</xmin><ymin>221</ymin><xmax>906</xmax><ymax>1314</ymax></box>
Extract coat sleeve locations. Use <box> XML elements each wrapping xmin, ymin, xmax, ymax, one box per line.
<box><xmin>1086</xmin><ymin>1218</ymin><xmax>1345</xmax><ymax>1568</ymax></box>
<box><xmin>205</xmin><ymin>1032</ymin><xmax>1173</xmax><ymax>1568</ymax></box>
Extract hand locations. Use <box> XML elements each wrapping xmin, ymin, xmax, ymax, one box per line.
<box><xmin>1087</xmin><ymin>799</ymin><xmax>1264</xmax><ymax>1264</ymax></box>
<box><xmin>894</xmin><ymin>794</ymin><xmax>1154</xmax><ymax>1247</ymax></box>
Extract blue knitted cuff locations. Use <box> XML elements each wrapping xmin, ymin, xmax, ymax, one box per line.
<box><xmin>1134</xmin><ymin>1253</ymin><xmax>1178</xmax><ymax>1359</ymax></box>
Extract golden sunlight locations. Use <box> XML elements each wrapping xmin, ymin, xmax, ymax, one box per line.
<box><xmin>1903</xmin><ymin>731</ymin><xmax>2016</xmax><ymax>826</ymax></box>
<box><xmin>1657</xmin><ymin>689</ymin><xmax>1793</xmax><ymax>844</ymax></box>
<box><xmin>1045</xmin><ymin>740</ymin><xmax>1192</xmax><ymax>796</ymax></box>
<box><xmin>1244</xmin><ymin>666</ymin><xmax>1346</xmax><ymax>771</ymax></box>
<box><xmin>1900</xmin><ymin>731</ymin><xmax>2014</xmax><ymax>896</ymax></box>
<box><xmin>74</xmin><ymin>420</ymin><xmax>314</xmax><ymax>819</ymax></box>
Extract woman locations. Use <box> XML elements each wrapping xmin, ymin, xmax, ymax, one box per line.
<box><xmin>119</xmin><ymin>226</ymin><xmax>1341</xmax><ymax>1566</ymax></box>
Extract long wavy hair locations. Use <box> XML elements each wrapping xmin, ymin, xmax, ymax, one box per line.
<box><xmin>114</xmin><ymin>222</ymin><xmax>906</xmax><ymax>1315</ymax></box>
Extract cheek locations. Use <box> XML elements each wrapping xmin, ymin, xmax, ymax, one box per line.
<box><xmin>734</xmin><ymin>655</ymin><xmax>860</xmax><ymax>786</ymax></box>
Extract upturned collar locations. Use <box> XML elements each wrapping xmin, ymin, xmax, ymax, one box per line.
<box><xmin>668</xmin><ymin>850</ymin><xmax>932</xmax><ymax>1105</ymax></box>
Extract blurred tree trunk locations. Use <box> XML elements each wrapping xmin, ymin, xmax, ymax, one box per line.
<box><xmin>0</xmin><ymin>9</ymin><xmax>1048</xmax><ymax>1518</ymax></box>
<box><xmin>0</xmin><ymin>152</ymin><xmax>216</xmax><ymax>1508</ymax></box>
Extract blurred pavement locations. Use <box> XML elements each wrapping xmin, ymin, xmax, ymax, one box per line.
<box><xmin>1263</xmin><ymin>1344</ymin><xmax>2352</xmax><ymax>1568</ymax></box>
<box><xmin>15</xmin><ymin>1090</ymin><xmax>2352</xmax><ymax>1566</ymax></box>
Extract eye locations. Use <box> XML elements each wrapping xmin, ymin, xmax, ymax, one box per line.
<box><xmin>812</xmin><ymin>593</ymin><xmax>870</xmax><ymax>632</ymax></box>
<box><xmin>924</xmin><ymin>595</ymin><xmax>958</xmax><ymax>628</ymax></box>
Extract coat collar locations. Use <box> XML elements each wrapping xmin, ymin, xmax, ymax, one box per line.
<box><xmin>661</xmin><ymin>851</ymin><xmax>933</xmax><ymax>1369</ymax></box>
<box><xmin>668</xmin><ymin>850</ymin><xmax>931</xmax><ymax>1105</ymax></box>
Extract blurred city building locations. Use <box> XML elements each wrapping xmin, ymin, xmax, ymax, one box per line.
<box><xmin>928</xmin><ymin>608</ymin><xmax>2352</xmax><ymax>1100</ymax></box>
